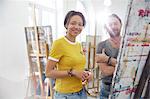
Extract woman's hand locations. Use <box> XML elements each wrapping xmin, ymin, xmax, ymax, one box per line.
<box><xmin>72</xmin><ymin>70</ymin><xmax>88</xmax><ymax>81</ymax></box>
<box><xmin>72</xmin><ymin>70</ymin><xmax>93</xmax><ymax>85</ymax></box>
<box><xmin>82</xmin><ymin>71</ymin><xmax>93</xmax><ymax>85</ymax></box>
<box><xmin>84</xmin><ymin>71</ymin><xmax>93</xmax><ymax>81</ymax></box>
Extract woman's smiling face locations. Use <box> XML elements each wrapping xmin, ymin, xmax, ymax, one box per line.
<box><xmin>66</xmin><ymin>15</ymin><xmax>84</xmax><ymax>37</ymax></box>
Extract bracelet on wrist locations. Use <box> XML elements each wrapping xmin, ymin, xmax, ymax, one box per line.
<box><xmin>67</xmin><ymin>68</ymin><xmax>73</xmax><ymax>77</ymax></box>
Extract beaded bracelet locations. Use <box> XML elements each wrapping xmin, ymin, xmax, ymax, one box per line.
<box><xmin>67</xmin><ymin>68</ymin><xmax>73</xmax><ymax>77</ymax></box>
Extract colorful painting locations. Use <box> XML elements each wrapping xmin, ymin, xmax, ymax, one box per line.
<box><xmin>110</xmin><ymin>0</ymin><xmax>150</xmax><ymax>99</ymax></box>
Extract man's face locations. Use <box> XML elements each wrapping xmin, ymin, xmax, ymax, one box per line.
<box><xmin>105</xmin><ymin>17</ymin><xmax>122</xmax><ymax>37</ymax></box>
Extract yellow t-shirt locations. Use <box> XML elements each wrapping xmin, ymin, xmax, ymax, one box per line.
<box><xmin>48</xmin><ymin>36</ymin><xmax>86</xmax><ymax>93</ymax></box>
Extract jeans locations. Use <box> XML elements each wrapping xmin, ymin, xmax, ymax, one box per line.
<box><xmin>36</xmin><ymin>73</ymin><xmax>46</xmax><ymax>95</ymax></box>
<box><xmin>99</xmin><ymin>82</ymin><xmax>111</xmax><ymax>99</ymax></box>
<box><xmin>36</xmin><ymin>73</ymin><xmax>55</xmax><ymax>96</ymax></box>
<box><xmin>54</xmin><ymin>88</ymin><xmax>87</xmax><ymax>99</ymax></box>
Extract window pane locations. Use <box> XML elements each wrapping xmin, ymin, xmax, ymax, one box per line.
<box><xmin>42</xmin><ymin>11</ymin><xmax>56</xmax><ymax>38</ymax></box>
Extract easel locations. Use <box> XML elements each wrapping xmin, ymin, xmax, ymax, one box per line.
<box><xmin>45</xmin><ymin>44</ymin><xmax>54</xmax><ymax>99</ymax></box>
<box><xmin>25</xmin><ymin>3</ymin><xmax>54</xmax><ymax>99</ymax></box>
<box><xmin>85</xmin><ymin>35</ymin><xmax>101</xmax><ymax>98</ymax></box>
<box><xmin>110</xmin><ymin>0</ymin><xmax>150</xmax><ymax>98</ymax></box>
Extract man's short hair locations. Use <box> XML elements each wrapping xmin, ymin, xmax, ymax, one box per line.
<box><xmin>108</xmin><ymin>14</ymin><xmax>122</xmax><ymax>25</ymax></box>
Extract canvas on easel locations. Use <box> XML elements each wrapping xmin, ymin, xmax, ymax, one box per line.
<box><xmin>110</xmin><ymin>0</ymin><xmax>150</xmax><ymax>99</ymax></box>
<box><xmin>25</xmin><ymin>25</ymin><xmax>53</xmax><ymax>98</ymax></box>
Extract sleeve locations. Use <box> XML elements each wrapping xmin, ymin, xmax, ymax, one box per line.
<box><xmin>48</xmin><ymin>40</ymin><xmax>63</xmax><ymax>62</ymax></box>
<box><xmin>96</xmin><ymin>41</ymin><xmax>104</xmax><ymax>54</ymax></box>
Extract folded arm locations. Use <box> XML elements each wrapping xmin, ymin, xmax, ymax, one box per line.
<box><xmin>96</xmin><ymin>53</ymin><xmax>117</xmax><ymax>66</ymax></box>
<box><xmin>97</xmin><ymin>63</ymin><xmax>115</xmax><ymax>76</ymax></box>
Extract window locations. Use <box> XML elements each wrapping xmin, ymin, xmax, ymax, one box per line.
<box><xmin>27</xmin><ymin>0</ymin><xmax>56</xmax><ymax>39</ymax></box>
<box><xmin>76</xmin><ymin>0</ymin><xmax>88</xmax><ymax>42</ymax></box>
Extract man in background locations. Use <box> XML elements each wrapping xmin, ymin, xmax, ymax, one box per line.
<box><xmin>96</xmin><ymin>14</ymin><xmax>122</xmax><ymax>99</ymax></box>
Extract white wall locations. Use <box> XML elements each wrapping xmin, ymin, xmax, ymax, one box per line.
<box><xmin>0</xmin><ymin>0</ymin><xmax>29</xmax><ymax>99</ymax></box>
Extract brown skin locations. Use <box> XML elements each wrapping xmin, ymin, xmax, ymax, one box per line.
<box><xmin>98</xmin><ymin>63</ymin><xmax>115</xmax><ymax>76</ymax></box>
<box><xmin>46</xmin><ymin>15</ymin><xmax>92</xmax><ymax>82</ymax></box>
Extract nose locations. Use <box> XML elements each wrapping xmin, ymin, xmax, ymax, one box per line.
<box><xmin>74</xmin><ymin>24</ymin><xmax>81</xmax><ymax>29</ymax></box>
<box><xmin>110</xmin><ymin>24</ymin><xmax>116</xmax><ymax>29</ymax></box>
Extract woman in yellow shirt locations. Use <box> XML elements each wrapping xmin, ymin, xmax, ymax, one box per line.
<box><xmin>46</xmin><ymin>10</ymin><xmax>92</xmax><ymax>99</ymax></box>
